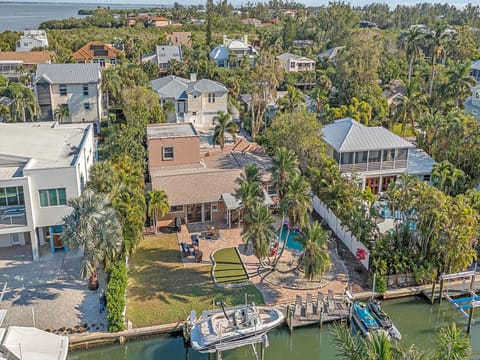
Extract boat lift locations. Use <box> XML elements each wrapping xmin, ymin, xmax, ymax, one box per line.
<box><xmin>435</xmin><ymin>271</ymin><xmax>480</xmax><ymax>334</ymax></box>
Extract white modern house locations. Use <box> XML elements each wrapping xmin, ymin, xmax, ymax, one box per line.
<box><xmin>322</xmin><ymin>118</ymin><xmax>435</xmax><ymax>194</ymax></box>
<box><xmin>33</xmin><ymin>64</ymin><xmax>103</xmax><ymax>130</ymax></box>
<box><xmin>150</xmin><ymin>74</ymin><xmax>228</xmax><ymax>126</ymax></box>
<box><xmin>276</xmin><ymin>53</ymin><xmax>316</xmax><ymax>72</ymax></box>
<box><xmin>0</xmin><ymin>122</ymin><xmax>95</xmax><ymax>261</ymax></box>
<box><xmin>209</xmin><ymin>35</ymin><xmax>258</xmax><ymax>69</ymax></box>
<box><xmin>16</xmin><ymin>30</ymin><xmax>49</xmax><ymax>52</ymax></box>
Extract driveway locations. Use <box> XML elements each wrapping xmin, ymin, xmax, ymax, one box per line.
<box><xmin>0</xmin><ymin>245</ymin><xmax>107</xmax><ymax>332</ymax></box>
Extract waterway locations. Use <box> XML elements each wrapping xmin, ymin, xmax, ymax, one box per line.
<box><xmin>68</xmin><ymin>296</ymin><xmax>480</xmax><ymax>360</ymax></box>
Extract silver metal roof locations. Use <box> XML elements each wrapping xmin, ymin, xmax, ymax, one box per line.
<box><xmin>406</xmin><ymin>147</ymin><xmax>436</xmax><ymax>175</ymax></box>
<box><xmin>155</xmin><ymin>45</ymin><xmax>183</xmax><ymax>64</ymax></box>
<box><xmin>34</xmin><ymin>63</ymin><xmax>101</xmax><ymax>84</ymax></box>
<box><xmin>185</xmin><ymin>79</ymin><xmax>228</xmax><ymax>94</ymax></box>
<box><xmin>221</xmin><ymin>189</ymin><xmax>274</xmax><ymax>210</ymax></box>
<box><xmin>322</xmin><ymin>118</ymin><xmax>414</xmax><ymax>152</ymax></box>
<box><xmin>147</xmin><ymin>123</ymin><xmax>198</xmax><ymax>139</ymax></box>
<box><xmin>150</xmin><ymin>75</ymin><xmax>190</xmax><ymax>99</ymax></box>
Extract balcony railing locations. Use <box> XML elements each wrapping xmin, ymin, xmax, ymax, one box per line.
<box><xmin>0</xmin><ymin>206</ymin><xmax>27</xmax><ymax>228</ymax></box>
<box><xmin>339</xmin><ymin>160</ymin><xmax>408</xmax><ymax>173</ymax></box>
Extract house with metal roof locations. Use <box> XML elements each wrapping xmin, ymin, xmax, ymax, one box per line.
<box><xmin>471</xmin><ymin>60</ymin><xmax>480</xmax><ymax>83</ymax></box>
<box><xmin>147</xmin><ymin>123</ymin><xmax>275</xmax><ymax>229</ymax></box>
<box><xmin>322</xmin><ymin>118</ymin><xmax>435</xmax><ymax>194</ymax></box>
<box><xmin>33</xmin><ymin>63</ymin><xmax>103</xmax><ymax>128</ymax></box>
<box><xmin>464</xmin><ymin>84</ymin><xmax>480</xmax><ymax>121</ymax></box>
<box><xmin>276</xmin><ymin>53</ymin><xmax>316</xmax><ymax>72</ymax></box>
<box><xmin>209</xmin><ymin>35</ymin><xmax>258</xmax><ymax>69</ymax></box>
<box><xmin>318</xmin><ymin>46</ymin><xmax>344</xmax><ymax>63</ymax></box>
<box><xmin>150</xmin><ymin>74</ymin><xmax>228</xmax><ymax>126</ymax></box>
<box><xmin>0</xmin><ymin>122</ymin><xmax>95</xmax><ymax>260</ymax></box>
<box><xmin>15</xmin><ymin>30</ymin><xmax>49</xmax><ymax>52</ymax></box>
<box><xmin>141</xmin><ymin>45</ymin><xmax>183</xmax><ymax>74</ymax></box>
<box><xmin>71</xmin><ymin>41</ymin><xmax>124</xmax><ymax>68</ymax></box>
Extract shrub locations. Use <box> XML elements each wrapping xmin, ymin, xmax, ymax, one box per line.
<box><xmin>375</xmin><ymin>274</ymin><xmax>387</xmax><ymax>295</ymax></box>
<box><xmin>106</xmin><ymin>260</ymin><xmax>127</xmax><ymax>332</ymax></box>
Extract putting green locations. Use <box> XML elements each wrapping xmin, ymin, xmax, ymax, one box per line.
<box><xmin>212</xmin><ymin>247</ymin><xmax>249</xmax><ymax>284</ymax></box>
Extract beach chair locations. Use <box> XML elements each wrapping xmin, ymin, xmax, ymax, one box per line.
<box><xmin>294</xmin><ymin>295</ymin><xmax>302</xmax><ymax>318</ymax></box>
<box><xmin>306</xmin><ymin>293</ymin><xmax>313</xmax><ymax>318</ymax></box>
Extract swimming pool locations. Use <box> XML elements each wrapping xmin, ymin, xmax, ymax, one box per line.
<box><xmin>278</xmin><ymin>226</ymin><xmax>303</xmax><ymax>251</ymax></box>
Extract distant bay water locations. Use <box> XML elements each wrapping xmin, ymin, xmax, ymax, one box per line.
<box><xmin>0</xmin><ymin>2</ymin><xmax>157</xmax><ymax>32</ymax></box>
<box><xmin>0</xmin><ymin>0</ymin><xmax>474</xmax><ymax>33</ymax></box>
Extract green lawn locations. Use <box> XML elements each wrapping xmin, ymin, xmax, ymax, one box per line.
<box><xmin>126</xmin><ymin>234</ymin><xmax>263</xmax><ymax>327</ymax></box>
<box><xmin>212</xmin><ymin>247</ymin><xmax>249</xmax><ymax>284</ymax></box>
<box><xmin>391</xmin><ymin>123</ymin><xmax>416</xmax><ymax>138</ymax></box>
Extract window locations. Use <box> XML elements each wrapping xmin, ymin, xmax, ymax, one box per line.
<box><xmin>423</xmin><ymin>175</ymin><xmax>431</xmax><ymax>182</ymax></box>
<box><xmin>59</xmin><ymin>84</ymin><xmax>67</xmax><ymax>96</ymax></box>
<box><xmin>78</xmin><ymin>60</ymin><xmax>86</xmax><ymax>64</ymax></box>
<box><xmin>39</xmin><ymin>188</ymin><xmax>66</xmax><ymax>207</ymax></box>
<box><xmin>162</xmin><ymin>146</ymin><xmax>174</xmax><ymax>160</ymax></box>
<box><xmin>382</xmin><ymin>149</ymin><xmax>395</xmax><ymax>162</ymax></box>
<box><xmin>0</xmin><ymin>186</ymin><xmax>24</xmax><ymax>206</ymax></box>
<box><xmin>208</xmin><ymin>93</ymin><xmax>216</xmax><ymax>103</ymax></box>
<box><xmin>83</xmin><ymin>84</ymin><xmax>89</xmax><ymax>96</ymax></box>
<box><xmin>99</xmin><ymin>59</ymin><xmax>106</xmax><ymax>67</ymax></box>
<box><xmin>355</xmin><ymin>151</ymin><xmax>368</xmax><ymax>164</ymax></box>
<box><xmin>110</xmin><ymin>58</ymin><xmax>116</xmax><ymax>65</ymax></box>
<box><xmin>267</xmin><ymin>185</ymin><xmax>277</xmax><ymax>195</ymax></box>
<box><xmin>397</xmin><ymin>148</ymin><xmax>408</xmax><ymax>161</ymax></box>
<box><xmin>212</xmin><ymin>203</ymin><xmax>219</xmax><ymax>212</ymax></box>
<box><xmin>84</xmin><ymin>103</ymin><xmax>91</xmax><ymax>110</ymax></box>
<box><xmin>476</xmin><ymin>91</ymin><xmax>480</xmax><ymax>99</ymax></box>
<box><xmin>170</xmin><ymin>205</ymin><xmax>183</xmax><ymax>213</ymax></box>
<box><xmin>368</xmin><ymin>150</ymin><xmax>381</xmax><ymax>163</ymax></box>
<box><xmin>333</xmin><ymin>150</ymin><xmax>340</xmax><ymax>163</ymax></box>
<box><xmin>340</xmin><ymin>152</ymin><xmax>354</xmax><ymax>165</ymax></box>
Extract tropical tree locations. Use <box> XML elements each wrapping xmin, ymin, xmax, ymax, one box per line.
<box><xmin>431</xmin><ymin>160</ymin><xmax>467</xmax><ymax>196</ymax></box>
<box><xmin>442</xmin><ymin>61</ymin><xmax>476</xmax><ymax>108</ymax></box>
<box><xmin>4</xmin><ymin>82</ymin><xmax>37</xmax><ymax>122</ymax></box>
<box><xmin>61</xmin><ymin>190</ymin><xmax>122</xmax><ymax>290</ymax></box>
<box><xmin>400</xmin><ymin>26</ymin><xmax>424</xmax><ymax>85</ymax></box>
<box><xmin>234</xmin><ymin>179</ymin><xmax>264</xmax><ymax>227</ymax></box>
<box><xmin>242</xmin><ymin>204</ymin><xmax>276</xmax><ymax>267</ymax></box>
<box><xmin>299</xmin><ymin>221</ymin><xmax>331</xmax><ymax>281</ymax></box>
<box><xmin>423</xmin><ymin>24</ymin><xmax>452</xmax><ymax>96</ymax></box>
<box><xmin>54</xmin><ymin>105</ymin><xmax>70</xmax><ymax>124</ymax></box>
<box><xmin>279</xmin><ymin>85</ymin><xmax>304</xmax><ymax>113</ymax></box>
<box><xmin>433</xmin><ymin>323</ymin><xmax>471</xmax><ymax>360</ymax></box>
<box><xmin>146</xmin><ymin>190</ymin><xmax>169</xmax><ymax>234</ymax></box>
<box><xmin>236</xmin><ymin>163</ymin><xmax>262</xmax><ymax>186</ymax></box>
<box><xmin>212</xmin><ymin>111</ymin><xmax>238</xmax><ymax>150</ymax></box>
<box><xmin>271</xmin><ymin>147</ymin><xmax>300</xmax><ymax>200</ymax></box>
<box><xmin>391</xmin><ymin>81</ymin><xmax>425</xmax><ymax>137</ymax></box>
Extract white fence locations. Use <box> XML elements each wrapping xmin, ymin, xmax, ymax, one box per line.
<box><xmin>312</xmin><ymin>196</ymin><xmax>370</xmax><ymax>270</ymax></box>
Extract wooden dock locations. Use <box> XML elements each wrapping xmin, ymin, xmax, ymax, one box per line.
<box><xmin>285</xmin><ymin>291</ymin><xmax>350</xmax><ymax>331</ymax></box>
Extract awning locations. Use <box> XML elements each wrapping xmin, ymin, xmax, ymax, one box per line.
<box><xmin>1</xmin><ymin>326</ymin><xmax>69</xmax><ymax>360</ymax></box>
<box><xmin>221</xmin><ymin>189</ymin><xmax>275</xmax><ymax>211</ymax></box>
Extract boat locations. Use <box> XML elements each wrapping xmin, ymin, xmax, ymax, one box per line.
<box><xmin>367</xmin><ymin>299</ymin><xmax>402</xmax><ymax>340</ymax></box>
<box><xmin>352</xmin><ymin>301</ymin><xmax>380</xmax><ymax>335</ymax></box>
<box><xmin>187</xmin><ymin>303</ymin><xmax>284</xmax><ymax>353</ymax></box>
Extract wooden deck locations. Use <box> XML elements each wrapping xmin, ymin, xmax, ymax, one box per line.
<box><xmin>285</xmin><ymin>291</ymin><xmax>350</xmax><ymax>330</ymax></box>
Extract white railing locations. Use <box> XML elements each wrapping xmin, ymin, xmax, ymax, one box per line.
<box><xmin>312</xmin><ymin>196</ymin><xmax>370</xmax><ymax>270</ymax></box>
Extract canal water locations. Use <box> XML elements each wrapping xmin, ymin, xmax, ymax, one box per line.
<box><xmin>68</xmin><ymin>297</ymin><xmax>480</xmax><ymax>360</ymax></box>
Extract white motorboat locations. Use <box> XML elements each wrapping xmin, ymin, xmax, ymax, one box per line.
<box><xmin>187</xmin><ymin>304</ymin><xmax>284</xmax><ymax>353</ymax></box>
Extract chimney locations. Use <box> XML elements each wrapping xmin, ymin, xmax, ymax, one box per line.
<box><xmin>190</xmin><ymin>73</ymin><xmax>197</xmax><ymax>82</ymax></box>
<box><xmin>223</xmin><ymin>35</ymin><xmax>227</xmax><ymax>46</ymax></box>
<box><xmin>243</xmin><ymin>34</ymin><xmax>248</xmax><ymax>44</ymax></box>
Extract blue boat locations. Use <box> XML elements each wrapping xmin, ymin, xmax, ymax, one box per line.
<box><xmin>352</xmin><ymin>301</ymin><xmax>380</xmax><ymax>335</ymax></box>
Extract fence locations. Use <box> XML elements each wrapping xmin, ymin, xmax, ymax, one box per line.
<box><xmin>312</xmin><ymin>196</ymin><xmax>370</xmax><ymax>270</ymax></box>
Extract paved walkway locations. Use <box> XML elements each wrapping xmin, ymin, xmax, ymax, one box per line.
<box><xmin>0</xmin><ymin>245</ymin><xmax>107</xmax><ymax>332</ymax></box>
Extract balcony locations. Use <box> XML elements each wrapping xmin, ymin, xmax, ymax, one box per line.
<box><xmin>0</xmin><ymin>206</ymin><xmax>27</xmax><ymax>229</ymax></box>
<box><xmin>339</xmin><ymin>160</ymin><xmax>408</xmax><ymax>173</ymax></box>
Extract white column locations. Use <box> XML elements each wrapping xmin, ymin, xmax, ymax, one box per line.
<box><xmin>38</xmin><ymin>227</ymin><xmax>45</xmax><ymax>246</ymax></box>
<box><xmin>30</xmin><ymin>230</ymin><xmax>39</xmax><ymax>261</ymax></box>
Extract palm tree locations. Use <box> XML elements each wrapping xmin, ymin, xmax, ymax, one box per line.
<box><xmin>234</xmin><ymin>180</ymin><xmax>264</xmax><ymax>228</ymax></box>
<box><xmin>271</xmin><ymin>147</ymin><xmax>300</xmax><ymax>200</ymax></box>
<box><xmin>431</xmin><ymin>160</ymin><xmax>466</xmax><ymax>196</ymax></box>
<box><xmin>279</xmin><ymin>85</ymin><xmax>304</xmax><ymax>113</ymax></box>
<box><xmin>242</xmin><ymin>204</ymin><xmax>276</xmax><ymax>267</ymax></box>
<box><xmin>423</xmin><ymin>24</ymin><xmax>452</xmax><ymax>96</ymax></box>
<box><xmin>433</xmin><ymin>323</ymin><xmax>471</xmax><ymax>360</ymax></box>
<box><xmin>61</xmin><ymin>190</ymin><xmax>122</xmax><ymax>290</ymax></box>
<box><xmin>146</xmin><ymin>189</ymin><xmax>170</xmax><ymax>234</ymax></box>
<box><xmin>212</xmin><ymin>111</ymin><xmax>238</xmax><ymax>150</ymax></box>
<box><xmin>236</xmin><ymin>163</ymin><xmax>262</xmax><ymax>186</ymax></box>
<box><xmin>54</xmin><ymin>105</ymin><xmax>70</xmax><ymax>124</ymax></box>
<box><xmin>391</xmin><ymin>81</ymin><xmax>425</xmax><ymax>137</ymax></box>
<box><xmin>401</xmin><ymin>27</ymin><xmax>423</xmax><ymax>85</ymax></box>
<box><xmin>299</xmin><ymin>221</ymin><xmax>331</xmax><ymax>281</ymax></box>
<box><xmin>309</xmin><ymin>87</ymin><xmax>329</xmax><ymax>117</ymax></box>
<box><xmin>442</xmin><ymin>61</ymin><xmax>476</xmax><ymax>108</ymax></box>
<box><xmin>87</xmin><ymin>161</ymin><xmax>122</xmax><ymax>196</ymax></box>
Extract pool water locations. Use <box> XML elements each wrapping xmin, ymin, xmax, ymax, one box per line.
<box><xmin>278</xmin><ymin>226</ymin><xmax>303</xmax><ymax>251</ymax></box>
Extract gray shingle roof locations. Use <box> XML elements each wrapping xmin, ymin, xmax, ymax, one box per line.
<box><xmin>322</xmin><ymin>118</ymin><xmax>414</xmax><ymax>152</ymax></box>
<box><xmin>185</xmin><ymin>79</ymin><xmax>228</xmax><ymax>94</ymax></box>
<box><xmin>34</xmin><ymin>63</ymin><xmax>101</xmax><ymax>84</ymax></box>
<box><xmin>150</xmin><ymin>75</ymin><xmax>190</xmax><ymax>99</ymax></box>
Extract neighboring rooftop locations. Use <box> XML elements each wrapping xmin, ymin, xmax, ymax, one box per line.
<box><xmin>406</xmin><ymin>147</ymin><xmax>436</xmax><ymax>175</ymax></box>
<box><xmin>185</xmin><ymin>79</ymin><xmax>228</xmax><ymax>94</ymax></box>
<box><xmin>147</xmin><ymin>123</ymin><xmax>198</xmax><ymax>139</ymax></box>
<box><xmin>0</xmin><ymin>122</ymin><xmax>91</xmax><ymax>172</ymax></box>
<box><xmin>72</xmin><ymin>41</ymin><xmax>123</xmax><ymax>60</ymax></box>
<box><xmin>322</xmin><ymin>118</ymin><xmax>414</xmax><ymax>152</ymax></box>
<box><xmin>277</xmin><ymin>52</ymin><xmax>315</xmax><ymax>62</ymax></box>
<box><xmin>150</xmin><ymin>75</ymin><xmax>190</xmax><ymax>98</ymax></box>
<box><xmin>472</xmin><ymin>59</ymin><xmax>480</xmax><ymax>71</ymax></box>
<box><xmin>0</xmin><ymin>51</ymin><xmax>54</xmax><ymax>64</ymax></box>
<box><xmin>34</xmin><ymin>63</ymin><xmax>101</xmax><ymax>84</ymax></box>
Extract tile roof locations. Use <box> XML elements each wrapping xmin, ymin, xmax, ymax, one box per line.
<box><xmin>34</xmin><ymin>63</ymin><xmax>101</xmax><ymax>84</ymax></box>
<box><xmin>71</xmin><ymin>41</ymin><xmax>123</xmax><ymax>60</ymax></box>
<box><xmin>322</xmin><ymin>118</ymin><xmax>414</xmax><ymax>152</ymax></box>
<box><xmin>0</xmin><ymin>51</ymin><xmax>54</xmax><ymax>64</ymax></box>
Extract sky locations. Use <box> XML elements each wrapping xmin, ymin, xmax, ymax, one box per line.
<box><xmin>0</xmin><ymin>0</ymin><xmax>473</xmax><ymax>7</ymax></box>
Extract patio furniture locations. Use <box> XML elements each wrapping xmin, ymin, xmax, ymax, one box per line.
<box><xmin>191</xmin><ymin>234</ymin><xmax>199</xmax><ymax>249</ymax></box>
<box><xmin>194</xmin><ymin>250</ymin><xmax>203</xmax><ymax>263</ymax></box>
<box><xmin>181</xmin><ymin>242</ymin><xmax>192</xmax><ymax>258</ymax></box>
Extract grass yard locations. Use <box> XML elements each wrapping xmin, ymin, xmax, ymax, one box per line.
<box><xmin>212</xmin><ymin>247</ymin><xmax>249</xmax><ymax>284</ymax></box>
<box><xmin>392</xmin><ymin>123</ymin><xmax>416</xmax><ymax>138</ymax></box>
<box><xmin>126</xmin><ymin>234</ymin><xmax>264</xmax><ymax>327</ymax></box>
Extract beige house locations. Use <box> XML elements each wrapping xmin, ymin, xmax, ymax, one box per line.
<box><xmin>276</xmin><ymin>53</ymin><xmax>316</xmax><ymax>72</ymax></box>
<box><xmin>33</xmin><ymin>64</ymin><xmax>103</xmax><ymax>129</ymax></box>
<box><xmin>150</xmin><ymin>74</ymin><xmax>228</xmax><ymax>127</ymax></box>
<box><xmin>147</xmin><ymin>123</ymin><xmax>275</xmax><ymax>227</ymax></box>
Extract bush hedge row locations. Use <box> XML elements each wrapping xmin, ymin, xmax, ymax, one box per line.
<box><xmin>106</xmin><ymin>260</ymin><xmax>127</xmax><ymax>332</ymax></box>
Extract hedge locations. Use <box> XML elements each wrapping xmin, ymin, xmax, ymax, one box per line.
<box><xmin>106</xmin><ymin>260</ymin><xmax>127</xmax><ymax>332</ymax></box>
